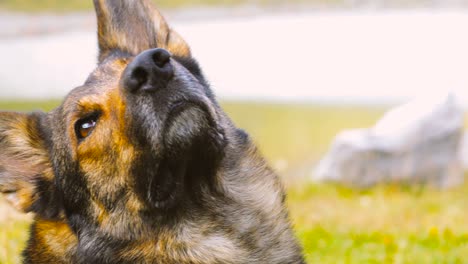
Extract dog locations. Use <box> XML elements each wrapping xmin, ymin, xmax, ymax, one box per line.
<box><xmin>0</xmin><ymin>0</ymin><xmax>305</xmax><ymax>263</ymax></box>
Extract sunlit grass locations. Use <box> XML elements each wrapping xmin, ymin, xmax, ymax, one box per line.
<box><xmin>0</xmin><ymin>218</ymin><xmax>31</xmax><ymax>264</ymax></box>
<box><xmin>0</xmin><ymin>100</ymin><xmax>467</xmax><ymax>263</ymax></box>
<box><xmin>223</xmin><ymin>102</ymin><xmax>387</xmax><ymax>183</ymax></box>
<box><xmin>0</xmin><ymin>0</ymin><xmax>345</xmax><ymax>12</ymax></box>
<box><xmin>0</xmin><ymin>100</ymin><xmax>59</xmax><ymax>112</ymax></box>
<box><xmin>289</xmin><ymin>182</ymin><xmax>468</xmax><ymax>263</ymax></box>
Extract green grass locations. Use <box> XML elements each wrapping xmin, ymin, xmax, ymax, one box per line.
<box><xmin>1</xmin><ymin>100</ymin><xmax>468</xmax><ymax>263</ymax></box>
<box><xmin>0</xmin><ymin>100</ymin><xmax>59</xmax><ymax>112</ymax></box>
<box><xmin>289</xmin><ymin>183</ymin><xmax>468</xmax><ymax>263</ymax></box>
<box><xmin>223</xmin><ymin>102</ymin><xmax>386</xmax><ymax>178</ymax></box>
<box><xmin>0</xmin><ymin>0</ymin><xmax>345</xmax><ymax>12</ymax></box>
<box><xmin>0</xmin><ymin>219</ymin><xmax>31</xmax><ymax>264</ymax></box>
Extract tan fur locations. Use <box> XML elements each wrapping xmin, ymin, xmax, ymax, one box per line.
<box><xmin>0</xmin><ymin>113</ymin><xmax>51</xmax><ymax>212</ymax></box>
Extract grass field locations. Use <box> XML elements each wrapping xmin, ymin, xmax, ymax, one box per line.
<box><xmin>0</xmin><ymin>100</ymin><xmax>467</xmax><ymax>263</ymax></box>
<box><xmin>0</xmin><ymin>0</ymin><xmax>342</xmax><ymax>12</ymax></box>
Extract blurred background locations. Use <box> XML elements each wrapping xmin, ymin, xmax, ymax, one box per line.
<box><xmin>1</xmin><ymin>0</ymin><xmax>468</xmax><ymax>263</ymax></box>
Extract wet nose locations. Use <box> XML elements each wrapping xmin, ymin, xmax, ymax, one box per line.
<box><xmin>123</xmin><ymin>48</ymin><xmax>174</xmax><ymax>93</ymax></box>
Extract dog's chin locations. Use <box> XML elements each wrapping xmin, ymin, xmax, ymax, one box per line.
<box><xmin>143</xmin><ymin>102</ymin><xmax>225</xmax><ymax>211</ymax></box>
<box><xmin>163</xmin><ymin>101</ymin><xmax>221</xmax><ymax>150</ymax></box>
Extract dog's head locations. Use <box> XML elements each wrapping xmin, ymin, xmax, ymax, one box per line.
<box><xmin>0</xmin><ymin>0</ymin><xmax>238</xmax><ymax>235</ymax></box>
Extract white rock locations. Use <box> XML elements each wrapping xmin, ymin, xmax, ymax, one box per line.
<box><xmin>314</xmin><ymin>93</ymin><xmax>464</xmax><ymax>188</ymax></box>
<box><xmin>459</xmin><ymin>132</ymin><xmax>468</xmax><ymax>170</ymax></box>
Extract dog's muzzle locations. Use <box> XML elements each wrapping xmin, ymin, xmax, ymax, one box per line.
<box><xmin>122</xmin><ymin>48</ymin><xmax>174</xmax><ymax>93</ymax></box>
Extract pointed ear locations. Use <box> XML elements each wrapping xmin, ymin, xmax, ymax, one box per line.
<box><xmin>0</xmin><ymin>112</ymin><xmax>61</xmax><ymax>219</ymax></box>
<box><xmin>94</xmin><ymin>0</ymin><xmax>191</xmax><ymax>62</ymax></box>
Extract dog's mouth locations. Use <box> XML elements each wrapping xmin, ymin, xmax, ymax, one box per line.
<box><xmin>146</xmin><ymin>154</ymin><xmax>187</xmax><ymax>209</ymax></box>
<box><xmin>136</xmin><ymin>100</ymin><xmax>226</xmax><ymax>210</ymax></box>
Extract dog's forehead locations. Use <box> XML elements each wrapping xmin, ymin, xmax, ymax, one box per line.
<box><xmin>60</xmin><ymin>58</ymin><xmax>130</xmax><ymax>114</ymax></box>
<box><xmin>86</xmin><ymin>56</ymin><xmax>131</xmax><ymax>86</ymax></box>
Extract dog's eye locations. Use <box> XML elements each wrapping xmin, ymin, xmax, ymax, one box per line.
<box><xmin>75</xmin><ymin>115</ymin><xmax>98</xmax><ymax>140</ymax></box>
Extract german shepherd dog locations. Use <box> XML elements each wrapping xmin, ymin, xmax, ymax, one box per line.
<box><xmin>0</xmin><ymin>0</ymin><xmax>304</xmax><ymax>263</ymax></box>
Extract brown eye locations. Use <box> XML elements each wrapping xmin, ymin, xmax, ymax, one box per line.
<box><xmin>75</xmin><ymin>115</ymin><xmax>98</xmax><ymax>141</ymax></box>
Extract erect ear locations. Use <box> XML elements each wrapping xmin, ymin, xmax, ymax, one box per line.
<box><xmin>94</xmin><ymin>0</ymin><xmax>191</xmax><ymax>62</ymax></box>
<box><xmin>0</xmin><ymin>112</ymin><xmax>61</xmax><ymax>219</ymax></box>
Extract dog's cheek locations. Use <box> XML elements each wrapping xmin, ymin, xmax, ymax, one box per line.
<box><xmin>76</xmin><ymin>114</ymin><xmax>143</xmax><ymax>221</ymax></box>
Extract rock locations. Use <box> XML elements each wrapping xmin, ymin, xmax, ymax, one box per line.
<box><xmin>313</xmin><ymin>93</ymin><xmax>464</xmax><ymax>188</ymax></box>
<box><xmin>459</xmin><ymin>132</ymin><xmax>468</xmax><ymax>170</ymax></box>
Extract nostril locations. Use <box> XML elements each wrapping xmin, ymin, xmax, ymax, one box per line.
<box><xmin>133</xmin><ymin>67</ymin><xmax>148</xmax><ymax>83</ymax></box>
<box><xmin>126</xmin><ymin>67</ymin><xmax>148</xmax><ymax>92</ymax></box>
<box><xmin>152</xmin><ymin>49</ymin><xmax>171</xmax><ymax>68</ymax></box>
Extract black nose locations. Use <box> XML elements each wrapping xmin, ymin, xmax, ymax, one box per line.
<box><xmin>123</xmin><ymin>48</ymin><xmax>174</xmax><ymax>93</ymax></box>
